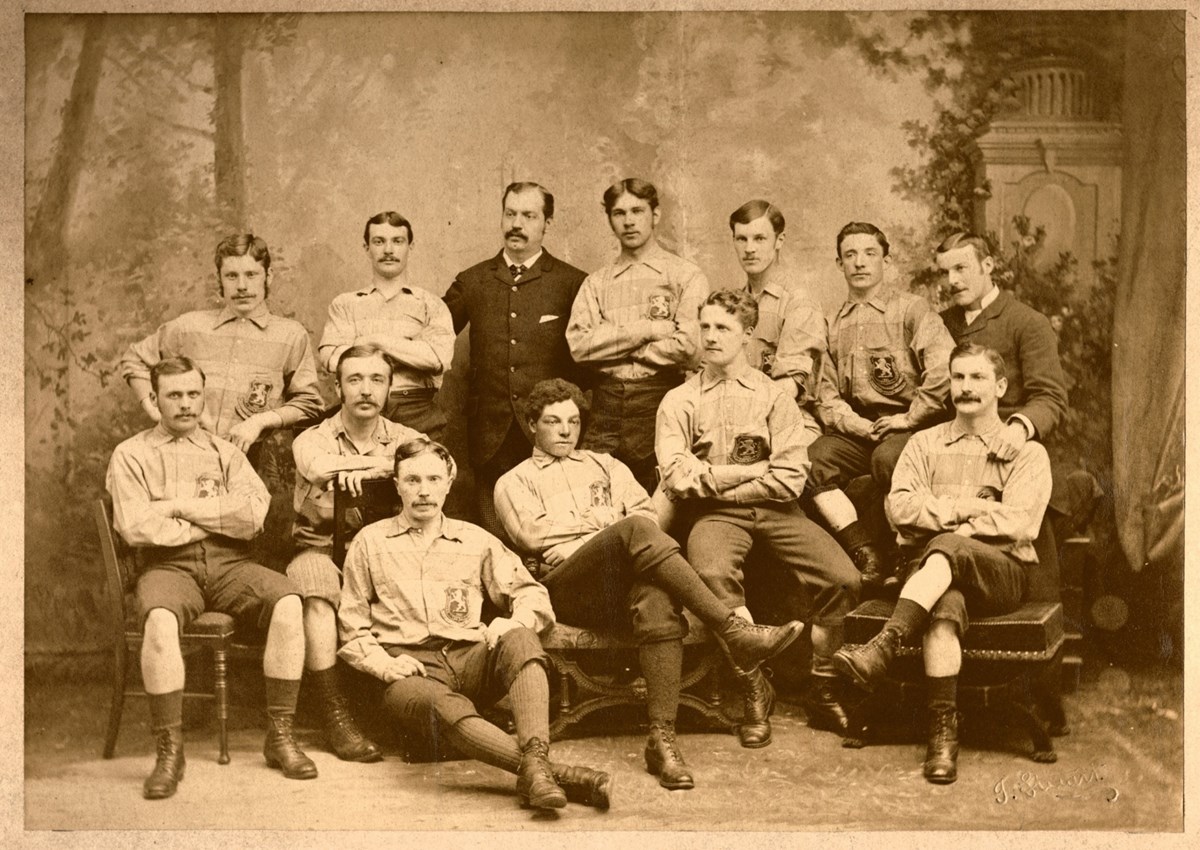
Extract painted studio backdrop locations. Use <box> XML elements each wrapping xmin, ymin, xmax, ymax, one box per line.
<box><xmin>24</xmin><ymin>11</ymin><xmax>1183</xmax><ymax>669</ymax></box>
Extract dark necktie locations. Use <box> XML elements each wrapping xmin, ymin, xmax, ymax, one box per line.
<box><xmin>509</xmin><ymin>264</ymin><xmax>526</xmax><ymax>281</ymax></box>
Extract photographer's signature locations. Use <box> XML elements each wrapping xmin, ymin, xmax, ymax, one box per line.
<box><xmin>994</xmin><ymin>766</ymin><xmax>1119</xmax><ymax>804</ymax></box>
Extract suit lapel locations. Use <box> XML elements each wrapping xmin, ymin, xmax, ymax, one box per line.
<box><xmin>490</xmin><ymin>251</ymin><xmax>511</xmax><ymax>285</ymax></box>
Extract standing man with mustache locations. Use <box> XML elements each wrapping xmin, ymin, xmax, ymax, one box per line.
<box><xmin>729</xmin><ymin>199</ymin><xmax>825</xmax><ymax>443</ymax></box>
<box><xmin>320</xmin><ymin>211</ymin><xmax>455</xmax><ymax>441</ymax></box>
<box><xmin>567</xmin><ymin>178</ymin><xmax>709</xmax><ymax>495</ymax></box>
<box><xmin>834</xmin><ymin>342</ymin><xmax>1052</xmax><ymax>785</ymax></box>
<box><xmin>120</xmin><ymin>234</ymin><xmax>323</xmax><ymax>464</ymax></box>
<box><xmin>807</xmin><ymin>222</ymin><xmax>954</xmax><ymax>595</ymax></box>
<box><xmin>286</xmin><ymin>345</ymin><xmax>425</xmax><ymax>764</ymax></box>
<box><xmin>934</xmin><ymin>232</ymin><xmax>1070</xmax><ymax>574</ymax></box>
<box><xmin>443</xmin><ymin>182</ymin><xmax>587</xmax><ymax>540</ymax></box>
<box><xmin>656</xmin><ymin>290</ymin><xmax>860</xmax><ymax>748</ymax></box>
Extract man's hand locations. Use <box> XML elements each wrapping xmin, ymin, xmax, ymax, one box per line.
<box><xmin>989</xmin><ymin>421</ymin><xmax>1030</xmax><ymax>462</ymax></box>
<box><xmin>337</xmin><ymin>468</ymin><xmax>384</xmax><ymax>498</ymax></box>
<box><xmin>226</xmin><ymin>417</ymin><xmax>267</xmax><ymax>453</ymax></box>
<box><xmin>953</xmin><ymin>522</ymin><xmax>975</xmax><ymax>538</ymax></box>
<box><xmin>870</xmin><ymin>413</ymin><xmax>912</xmax><ymax>440</ymax></box>
<box><xmin>140</xmin><ymin>397</ymin><xmax>163</xmax><ymax>423</ymax></box>
<box><xmin>380</xmin><ymin>654</ymin><xmax>427</xmax><ymax>682</ymax></box>
<box><xmin>842</xmin><ymin>416</ymin><xmax>875</xmax><ymax>440</ymax></box>
<box><xmin>484</xmin><ymin>617</ymin><xmax>521</xmax><ymax>650</ymax></box>
<box><xmin>543</xmin><ymin>538</ymin><xmax>587</xmax><ymax>567</ymax></box>
<box><xmin>649</xmin><ymin>319</ymin><xmax>676</xmax><ymax>341</ymax></box>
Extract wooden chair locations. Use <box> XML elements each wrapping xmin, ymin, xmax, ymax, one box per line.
<box><xmin>95</xmin><ymin>498</ymin><xmax>237</xmax><ymax>764</ymax></box>
<box><xmin>332</xmin><ymin>477</ymin><xmax>401</xmax><ymax>568</ymax></box>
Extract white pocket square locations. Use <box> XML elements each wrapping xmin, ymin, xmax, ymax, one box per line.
<box><xmin>539</xmin><ymin>315</ymin><xmax>560</xmax><ymax>323</ymax></box>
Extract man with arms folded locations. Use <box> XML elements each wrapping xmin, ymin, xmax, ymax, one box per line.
<box><xmin>808</xmin><ymin>221</ymin><xmax>954</xmax><ymax>595</ymax></box>
<box><xmin>319</xmin><ymin>211</ymin><xmax>455</xmax><ymax>440</ymax></box>
<box><xmin>106</xmin><ymin>357</ymin><xmax>314</xmax><ymax>800</ymax></box>
<box><xmin>566</xmin><ymin>177</ymin><xmax>709</xmax><ymax>495</ymax></box>
<box><xmin>657</xmin><ymin>290</ymin><xmax>860</xmax><ymax>748</ymax></box>
<box><xmin>495</xmin><ymin>378</ymin><xmax>803</xmax><ymax>790</ymax></box>
<box><xmin>834</xmin><ymin>342</ymin><xmax>1052</xmax><ymax>784</ymax></box>
<box><xmin>729</xmin><ymin>199</ymin><xmax>825</xmax><ymax>443</ymax></box>
<box><xmin>338</xmin><ymin>438</ymin><xmax>612</xmax><ymax>811</ymax></box>
<box><xmin>287</xmin><ymin>344</ymin><xmax>425</xmax><ymax>763</ymax></box>
<box><xmin>120</xmin><ymin>233</ymin><xmax>323</xmax><ymax>461</ymax></box>
<box><xmin>443</xmin><ymin>181</ymin><xmax>587</xmax><ymax>539</ymax></box>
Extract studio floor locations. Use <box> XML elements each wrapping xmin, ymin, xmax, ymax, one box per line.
<box><xmin>22</xmin><ymin>660</ymin><xmax>1183</xmax><ymax>835</ymax></box>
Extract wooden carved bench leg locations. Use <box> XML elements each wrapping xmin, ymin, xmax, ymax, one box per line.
<box><xmin>1032</xmin><ymin>652</ymin><xmax>1070</xmax><ymax>737</ymax></box>
<box><xmin>213</xmin><ymin>647</ymin><xmax>230</xmax><ymax>765</ymax></box>
<box><xmin>1006</xmin><ymin>696</ymin><xmax>1056</xmax><ymax>763</ymax></box>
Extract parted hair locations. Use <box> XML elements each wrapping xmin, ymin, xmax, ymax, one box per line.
<box><xmin>363</xmin><ymin>210</ymin><xmax>414</xmax><ymax>246</ymax></box>
<box><xmin>729</xmin><ymin>199</ymin><xmax>785</xmax><ymax>235</ymax></box>
<box><xmin>702</xmin><ymin>288</ymin><xmax>758</xmax><ymax>331</ymax></box>
<box><xmin>602</xmin><ymin>178</ymin><xmax>659</xmax><ymax>214</ymax></box>
<box><xmin>835</xmin><ymin>221</ymin><xmax>890</xmax><ymax>258</ymax></box>
<box><xmin>214</xmin><ymin>233</ymin><xmax>271</xmax><ymax>274</ymax></box>
<box><xmin>524</xmin><ymin>378</ymin><xmax>588</xmax><ymax>424</ymax></box>
<box><xmin>503</xmin><ymin>182</ymin><xmax>555</xmax><ymax>219</ymax></box>
<box><xmin>949</xmin><ymin>341</ymin><xmax>1007</xmax><ymax>382</ymax></box>
<box><xmin>935</xmin><ymin>231</ymin><xmax>994</xmax><ymax>264</ymax></box>
<box><xmin>150</xmin><ymin>355</ymin><xmax>206</xmax><ymax>392</ymax></box>
<box><xmin>335</xmin><ymin>344</ymin><xmax>394</xmax><ymax>382</ymax></box>
<box><xmin>393</xmin><ymin>437</ymin><xmax>457</xmax><ymax>481</ymax></box>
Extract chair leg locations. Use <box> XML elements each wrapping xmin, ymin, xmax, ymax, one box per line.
<box><xmin>1007</xmin><ymin>698</ymin><xmax>1057</xmax><ymax>763</ymax></box>
<box><xmin>213</xmin><ymin>647</ymin><xmax>230</xmax><ymax>765</ymax></box>
<box><xmin>103</xmin><ymin>642</ymin><xmax>129</xmax><ymax>759</ymax></box>
<box><xmin>1033</xmin><ymin>654</ymin><xmax>1070</xmax><ymax>737</ymax></box>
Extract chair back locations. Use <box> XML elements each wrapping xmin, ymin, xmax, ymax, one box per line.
<box><xmin>95</xmin><ymin>498</ymin><xmax>135</xmax><ymax>641</ymax></box>
<box><xmin>332</xmin><ymin>477</ymin><xmax>402</xmax><ymax>568</ymax></box>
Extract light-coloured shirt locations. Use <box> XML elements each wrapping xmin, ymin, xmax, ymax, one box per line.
<box><xmin>106</xmin><ymin>424</ymin><xmax>269</xmax><ymax>549</ymax></box>
<box><xmin>887</xmin><ymin>419</ymin><xmax>1051</xmax><ymax>564</ymax></box>
<box><xmin>338</xmin><ymin>513</ymin><xmax>554</xmax><ymax>680</ymax></box>
<box><xmin>963</xmin><ymin>284</ymin><xmax>1000</xmax><ymax>326</ymax></box>
<box><xmin>743</xmin><ymin>264</ymin><xmax>825</xmax><ymax>405</ymax></box>
<box><xmin>566</xmin><ymin>242</ymin><xmax>709</xmax><ymax>380</ymax></box>
<box><xmin>502</xmin><ymin>250</ymin><xmax>543</xmax><ymax>273</ymax></box>
<box><xmin>816</xmin><ymin>287</ymin><xmax>953</xmax><ymax>432</ymax></box>
<box><xmin>290</xmin><ymin>414</ymin><xmax>424</xmax><ymax>549</ymax></box>
<box><xmin>656</xmin><ymin>366</ymin><xmax>810</xmax><ymax>504</ymax></box>
<box><xmin>119</xmin><ymin>306</ymin><xmax>323</xmax><ymax>441</ymax></box>
<box><xmin>494</xmin><ymin>447</ymin><xmax>655</xmax><ymax>556</ymax></box>
<box><xmin>318</xmin><ymin>283</ymin><xmax>455</xmax><ymax>389</ymax></box>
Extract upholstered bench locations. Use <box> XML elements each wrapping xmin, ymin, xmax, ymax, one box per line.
<box><xmin>840</xmin><ymin>597</ymin><xmax>1067</xmax><ymax>762</ymax></box>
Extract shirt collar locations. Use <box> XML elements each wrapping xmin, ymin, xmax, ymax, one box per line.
<box><xmin>530</xmin><ymin>446</ymin><xmax>587</xmax><ymax>468</ymax></box>
<box><xmin>837</xmin><ymin>286</ymin><xmax>892</xmax><ymax>319</ymax></box>
<box><xmin>613</xmin><ymin>241</ymin><xmax>668</xmax><ymax>277</ymax></box>
<box><xmin>943</xmin><ymin>417</ymin><xmax>1005</xmax><ymax>445</ymax></box>
<box><xmin>964</xmin><ymin>285</ymin><xmax>1000</xmax><ymax>325</ymax></box>
<box><xmin>212</xmin><ymin>304</ymin><xmax>271</xmax><ymax>330</ymax></box>
<box><xmin>387</xmin><ymin>512</ymin><xmax>462</xmax><ymax>542</ymax></box>
<box><xmin>146</xmin><ymin>422</ymin><xmax>213</xmax><ymax>449</ymax></box>
<box><xmin>362</xmin><ymin>281</ymin><xmax>413</xmax><ymax>302</ymax></box>
<box><xmin>698</xmin><ymin>365</ymin><xmax>757</xmax><ymax>392</ymax></box>
<box><xmin>326</xmin><ymin>413</ymin><xmax>400</xmax><ymax>445</ymax></box>
<box><xmin>503</xmin><ymin>249</ymin><xmax>543</xmax><ymax>271</ymax></box>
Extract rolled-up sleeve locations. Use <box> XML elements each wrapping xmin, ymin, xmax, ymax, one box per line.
<box><xmin>481</xmin><ymin>540</ymin><xmax>555</xmax><ymax>634</ymax></box>
<box><xmin>337</xmin><ymin>536</ymin><xmax>395</xmax><ymax>680</ymax></box>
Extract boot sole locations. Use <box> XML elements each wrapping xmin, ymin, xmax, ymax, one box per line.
<box><xmin>143</xmin><ymin>762</ymin><xmax>185</xmax><ymax>800</ymax></box>
<box><xmin>644</xmin><ymin>761</ymin><xmax>695</xmax><ymax>790</ymax></box>
<box><xmin>264</xmin><ymin>754</ymin><xmax>319</xmax><ymax>780</ymax></box>
<box><xmin>519</xmin><ymin>792</ymin><xmax>568</xmax><ymax>810</ymax></box>
<box><xmin>924</xmin><ymin>770</ymin><xmax>958</xmax><ymax>785</ymax></box>
<box><xmin>736</xmin><ymin>730</ymin><xmax>772</xmax><ymax>749</ymax></box>
<box><xmin>334</xmin><ymin>747</ymin><xmax>384</xmax><ymax>763</ymax></box>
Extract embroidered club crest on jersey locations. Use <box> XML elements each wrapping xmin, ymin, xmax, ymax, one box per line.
<box><xmin>195</xmin><ymin>472</ymin><xmax>224</xmax><ymax>499</ymax></box>
<box><xmin>589</xmin><ymin>478</ymin><xmax>612</xmax><ymax>507</ymax></box>
<box><xmin>731</xmin><ymin>434</ymin><xmax>769</xmax><ymax>464</ymax></box>
<box><xmin>761</xmin><ymin>348</ymin><xmax>776</xmax><ymax>374</ymax></box>
<box><xmin>868</xmin><ymin>353</ymin><xmax>908</xmax><ymax>397</ymax></box>
<box><xmin>235</xmin><ymin>378</ymin><xmax>274</xmax><ymax>419</ymax></box>
<box><xmin>442</xmin><ymin>586</ymin><xmax>470</xmax><ymax>624</ymax></box>
<box><xmin>646</xmin><ymin>293</ymin><xmax>673</xmax><ymax>320</ymax></box>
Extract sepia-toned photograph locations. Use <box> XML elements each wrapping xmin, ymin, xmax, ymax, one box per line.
<box><xmin>19</xmin><ymin>3</ymin><xmax>1186</xmax><ymax>837</ymax></box>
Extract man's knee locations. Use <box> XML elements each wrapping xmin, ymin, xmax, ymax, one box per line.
<box><xmin>870</xmin><ymin>434</ymin><xmax>909</xmax><ymax>483</ymax></box>
<box><xmin>268</xmin><ymin>593</ymin><xmax>304</xmax><ymax>633</ymax></box>
<box><xmin>286</xmin><ymin>550</ymin><xmax>342</xmax><ymax>608</ymax></box>
<box><xmin>142</xmin><ymin>608</ymin><xmax>181</xmax><ymax>650</ymax></box>
<box><xmin>494</xmin><ymin>627</ymin><xmax>548</xmax><ymax>668</ymax></box>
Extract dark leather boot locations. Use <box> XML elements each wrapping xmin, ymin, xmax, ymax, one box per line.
<box><xmin>263</xmin><ymin>714</ymin><xmax>318</xmax><ymax>780</ymax></box>
<box><xmin>716</xmin><ymin>615</ymin><xmax>804</xmax><ymax>674</ymax></box>
<box><xmin>516</xmin><ymin>737</ymin><xmax>567</xmax><ymax>809</ymax></box>
<box><xmin>311</xmin><ymin>667</ymin><xmax>382</xmax><ymax>763</ymax></box>
<box><xmin>644</xmin><ymin>722</ymin><xmax>694</xmax><ymax>789</ymax></box>
<box><xmin>736</xmin><ymin>666</ymin><xmax>776</xmax><ymax>748</ymax></box>
<box><xmin>852</xmin><ymin>543</ymin><xmax>889</xmax><ymax>596</ymax></box>
<box><xmin>923</xmin><ymin>707</ymin><xmax>960</xmax><ymax>784</ymax></box>
<box><xmin>552</xmin><ymin>763</ymin><xmax>614</xmax><ymax>809</ymax></box>
<box><xmin>832</xmin><ymin>626</ymin><xmax>902</xmax><ymax>692</ymax></box>
<box><xmin>143</xmin><ymin>724</ymin><xmax>185</xmax><ymax>800</ymax></box>
<box><xmin>802</xmin><ymin>676</ymin><xmax>851</xmax><ymax>736</ymax></box>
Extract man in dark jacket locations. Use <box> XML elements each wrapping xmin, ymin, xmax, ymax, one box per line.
<box><xmin>443</xmin><ymin>182</ymin><xmax>587</xmax><ymax>539</ymax></box>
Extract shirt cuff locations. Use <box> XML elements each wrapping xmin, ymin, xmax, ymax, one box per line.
<box><xmin>1007</xmin><ymin>414</ymin><xmax>1036</xmax><ymax>440</ymax></box>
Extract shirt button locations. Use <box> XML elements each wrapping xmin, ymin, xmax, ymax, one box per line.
<box><xmin>510</xmin><ymin>312</ymin><xmax>517</xmax><ymax>318</ymax></box>
<box><xmin>511</xmin><ymin>393</ymin><xmax>518</xmax><ymax>400</ymax></box>
<box><xmin>509</xmin><ymin>366</ymin><xmax>516</xmax><ymax>372</ymax></box>
<box><xmin>510</xmin><ymin>339</ymin><xmax>516</xmax><ymax>345</ymax></box>
<box><xmin>511</xmin><ymin>286</ymin><xmax>518</xmax><ymax>292</ymax></box>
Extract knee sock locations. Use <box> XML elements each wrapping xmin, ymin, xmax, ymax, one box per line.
<box><xmin>264</xmin><ymin>676</ymin><xmax>301</xmax><ymax>719</ymax></box>
<box><xmin>884</xmin><ymin>598</ymin><xmax>931</xmax><ymax>639</ymax></box>
<box><xmin>648</xmin><ymin>553</ymin><xmax>733</xmax><ymax>628</ymax></box>
<box><xmin>834</xmin><ymin>520</ymin><xmax>873</xmax><ymax>554</ymax></box>
<box><xmin>927</xmin><ymin>675</ymin><xmax>958</xmax><ymax>712</ymax></box>
<box><xmin>148</xmin><ymin>690</ymin><xmax>183</xmax><ymax>731</ymax></box>
<box><xmin>507</xmin><ymin>661</ymin><xmax>551</xmax><ymax>747</ymax></box>
<box><xmin>639</xmin><ymin>639</ymin><xmax>683</xmax><ymax>726</ymax></box>
<box><xmin>446</xmin><ymin>716</ymin><xmax>522</xmax><ymax>774</ymax></box>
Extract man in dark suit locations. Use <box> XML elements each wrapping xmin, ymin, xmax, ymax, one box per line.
<box><xmin>444</xmin><ymin>182</ymin><xmax>587</xmax><ymax>539</ymax></box>
<box><xmin>935</xmin><ymin>231</ymin><xmax>1071</xmax><ymax>578</ymax></box>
